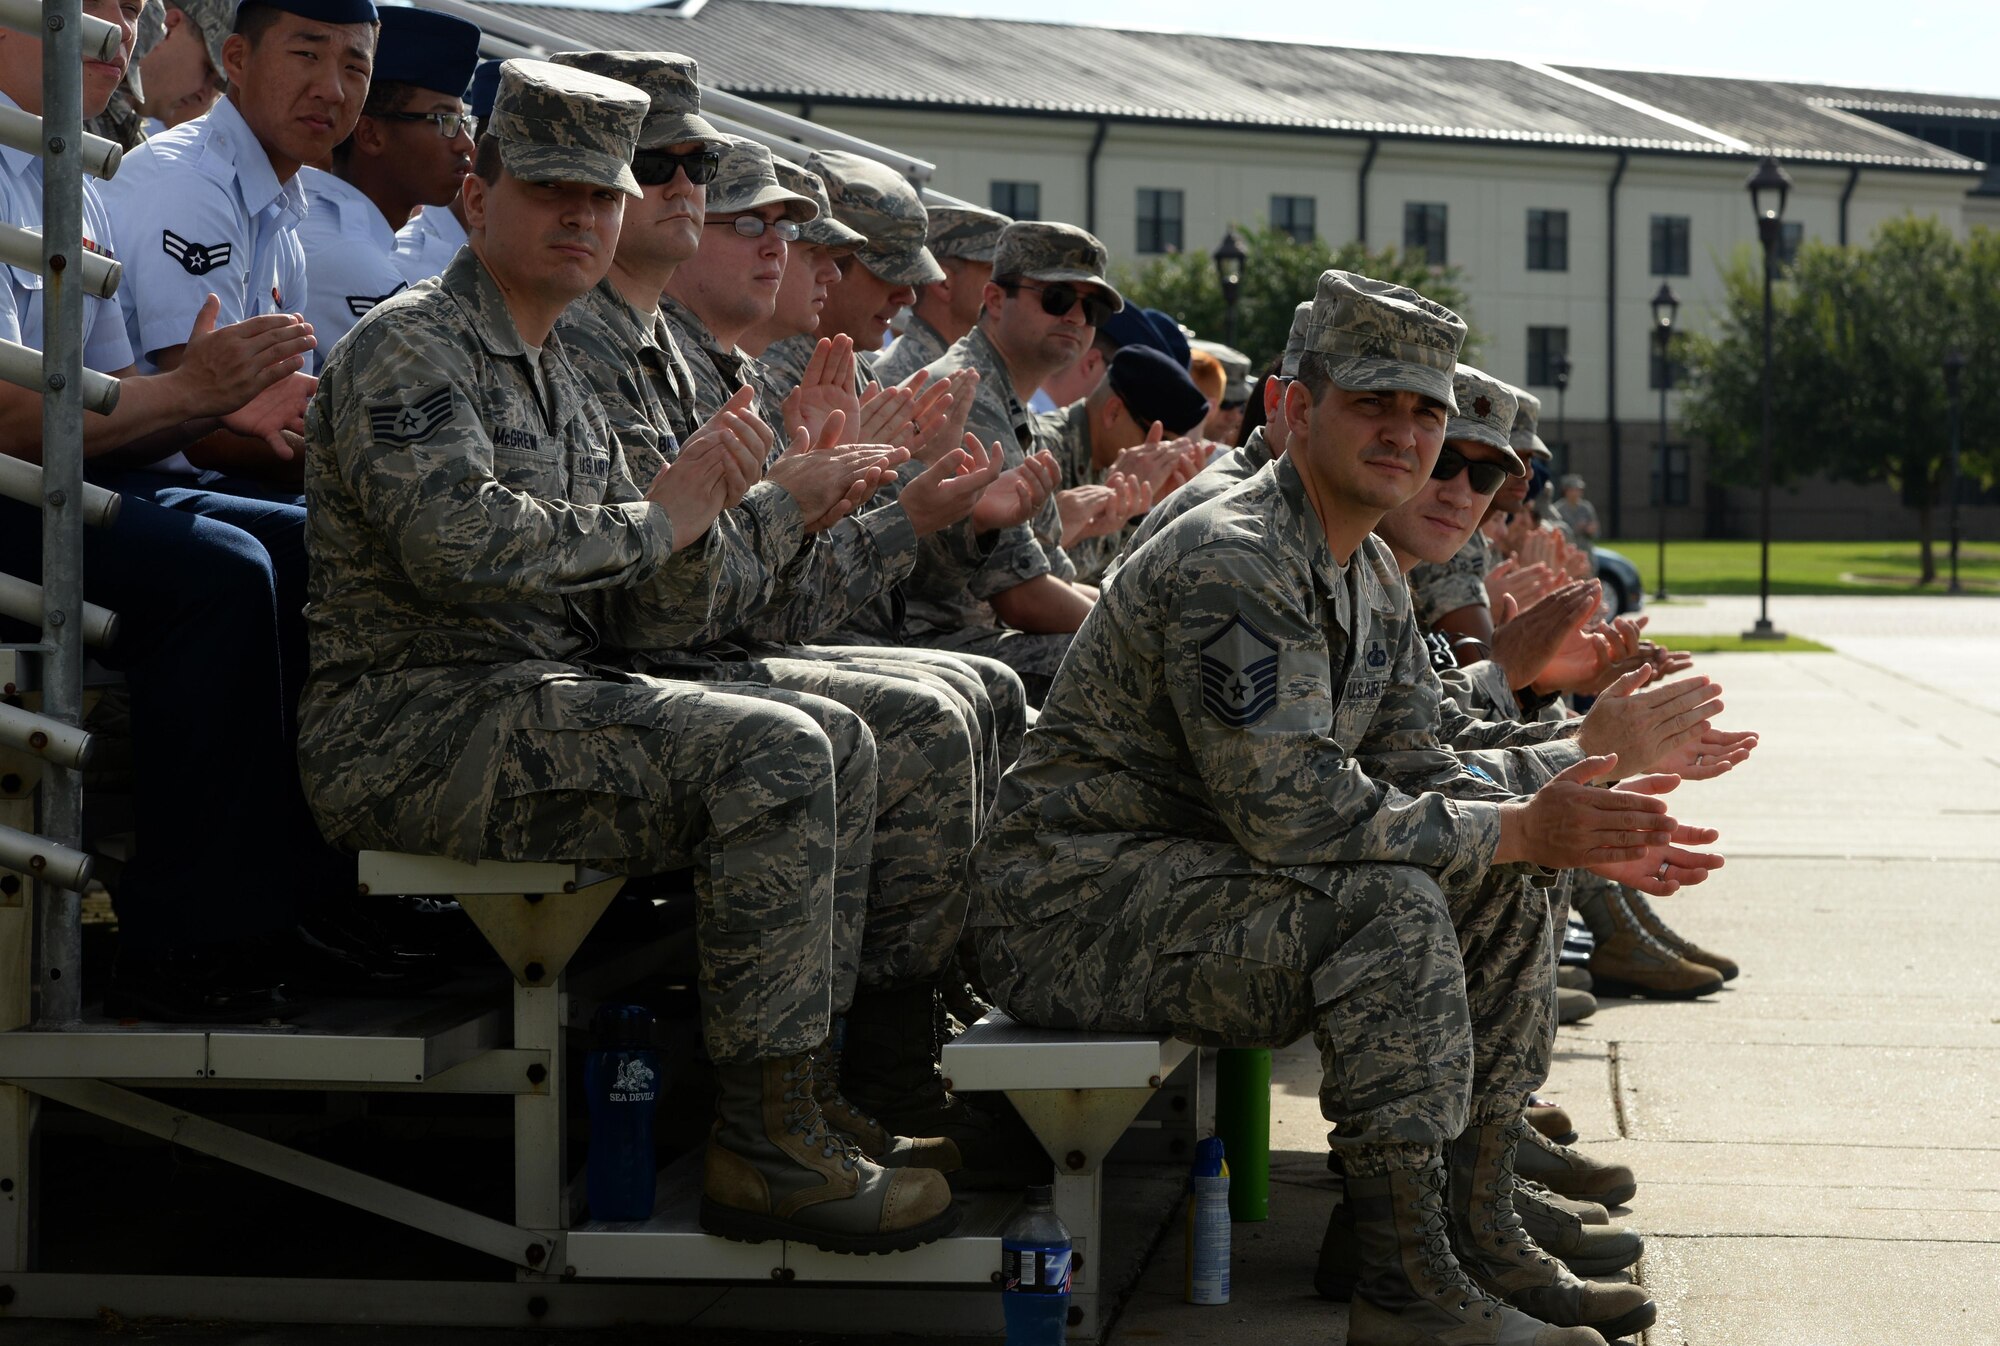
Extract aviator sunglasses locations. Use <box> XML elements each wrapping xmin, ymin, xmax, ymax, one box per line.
<box><xmin>632</xmin><ymin>148</ymin><xmax>724</xmax><ymax>187</ymax></box>
<box><xmin>1010</xmin><ymin>280</ymin><xmax>1118</xmax><ymax>327</ymax></box>
<box><xmin>1432</xmin><ymin>445</ymin><xmax>1510</xmax><ymax>494</ymax></box>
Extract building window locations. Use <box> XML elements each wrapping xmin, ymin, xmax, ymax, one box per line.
<box><xmin>990</xmin><ymin>181</ymin><xmax>1039</xmax><ymax>221</ymax></box>
<box><xmin>1271</xmin><ymin>194</ymin><xmax>1316</xmax><ymax>243</ymax></box>
<box><xmin>1136</xmin><ymin>189</ymin><xmax>1184</xmax><ymax>254</ymax></box>
<box><xmin>1649</xmin><ymin>443</ymin><xmax>1690</xmax><ymax>507</ymax></box>
<box><xmin>1526</xmin><ymin>325</ymin><xmax>1569</xmax><ymax>387</ymax></box>
<box><xmin>1404</xmin><ymin>202</ymin><xmax>1447</xmax><ymax>265</ymax></box>
<box><xmin>1650</xmin><ymin>215</ymin><xmax>1691</xmax><ymax>276</ymax></box>
<box><xmin>1527</xmin><ymin>208</ymin><xmax>1569</xmax><ymax>272</ymax></box>
<box><xmin>1778</xmin><ymin>220</ymin><xmax>1804</xmax><ymax>267</ymax></box>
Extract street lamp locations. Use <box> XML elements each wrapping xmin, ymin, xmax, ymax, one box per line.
<box><xmin>1212</xmin><ymin>226</ymin><xmax>1247</xmax><ymax>347</ymax></box>
<box><xmin>1552</xmin><ymin>352</ymin><xmax>1572</xmax><ymax>468</ymax></box>
<box><xmin>1944</xmin><ymin>347</ymin><xmax>1967</xmax><ymax>595</ymax></box>
<box><xmin>1651</xmin><ymin>283</ymin><xmax>1679</xmax><ymax>601</ymax></box>
<box><xmin>1743</xmin><ymin>155</ymin><xmax>1791</xmax><ymax>640</ymax></box>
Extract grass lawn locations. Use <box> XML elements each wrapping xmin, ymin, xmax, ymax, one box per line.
<box><xmin>1601</xmin><ymin>539</ymin><xmax>2000</xmax><ymax>596</ymax></box>
<box><xmin>1650</xmin><ymin>633</ymin><xmax>1832</xmax><ymax>654</ymax></box>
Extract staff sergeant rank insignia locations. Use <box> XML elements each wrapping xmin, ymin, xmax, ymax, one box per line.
<box><xmin>369</xmin><ymin>387</ymin><xmax>456</xmax><ymax>448</ymax></box>
<box><xmin>1200</xmin><ymin>614</ymin><xmax>1281</xmax><ymax>727</ymax></box>
<box><xmin>161</xmin><ymin>230</ymin><xmax>231</xmax><ymax>276</ymax></box>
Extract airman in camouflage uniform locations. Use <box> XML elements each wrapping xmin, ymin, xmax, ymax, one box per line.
<box><xmin>298</xmin><ymin>59</ymin><xmax>957</xmax><ymax>1253</ymax></box>
<box><xmin>87</xmin><ymin>0</ymin><xmax>166</xmax><ymax>148</ymax></box>
<box><xmin>873</xmin><ymin>202</ymin><xmax>1011</xmax><ymax>388</ymax></box>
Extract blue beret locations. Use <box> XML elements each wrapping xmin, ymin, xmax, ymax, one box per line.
<box><xmin>1096</xmin><ymin>304</ymin><xmax>1164</xmax><ymax>356</ymax></box>
<box><xmin>235</xmin><ymin>0</ymin><xmax>378</xmax><ymax>29</ymax></box>
<box><xmin>1143</xmin><ymin>308</ymin><xmax>1192</xmax><ymax>369</ymax></box>
<box><xmin>372</xmin><ymin>7</ymin><xmax>481</xmax><ymax>95</ymax></box>
<box><xmin>466</xmin><ymin>57</ymin><xmax>502</xmax><ymax>123</ymax></box>
<box><xmin>1107</xmin><ymin>345</ymin><xmax>1209</xmax><ymax>436</ymax></box>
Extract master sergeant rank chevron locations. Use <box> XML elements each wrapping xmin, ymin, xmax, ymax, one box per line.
<box><xmin>1199</xmin><ymin>614</ymin><xmax>1281</xmax><ymax>727</ymax></box>
<box><xmin>368</xmin><ymin>387</ymin><xmax>456</xmax><ymax>448</ymax></box>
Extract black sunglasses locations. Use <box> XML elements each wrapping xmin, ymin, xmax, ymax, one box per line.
<box><xmin>1010</xmin><ymin>280</ymin><xmax>1117</xmax><ymax>327</ymax></box>
<box><xmin>1432</xmin><ymin>445</ymin><xmax>1510</xmax><ymax>494</ymax></box>
<box><xmin>631</xmin><ymin>148</ymin><xmax>722</xmax><ymax>187</ymax></box>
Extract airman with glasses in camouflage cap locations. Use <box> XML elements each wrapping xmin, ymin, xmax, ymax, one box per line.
<box><xmin>741</xmin><ymin>155</ymin><xmax>865</xmax><ymax>367</ymax></box>
<box><xmin>873</xmin><ymin>200</ymin><xmax>1011</xmax><ymax>387</ymax></box>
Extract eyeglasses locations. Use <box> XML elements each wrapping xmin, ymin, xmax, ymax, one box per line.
<box><xmin>708</xmin><ymin>215</ymin><xmax>801</xmax><ymax>242</ymax></box>
<box><xmin>1009</xmin><ymin>280</ymin><xmax>1117</xmax><ymax>327</ymax></box>
<box><xmin>1432</xmin><ymin>445</ymin><xmax>1511</xmax><ymax>495</ymax></box>
<box><xmin>376</xmin><ymin>109</ymin><xmax>473</xmax><ymax>140</ymax></box>
<box><xmin>632</xmin><ymin>148</ymin><xmax>722</xmax><ymax>187</ymax></box>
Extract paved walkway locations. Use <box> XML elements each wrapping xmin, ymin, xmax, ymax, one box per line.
<box><xmin>1110</xmin><ymin>597</ymin><xmax>2000</xmax><ymax>1345</ymax></box>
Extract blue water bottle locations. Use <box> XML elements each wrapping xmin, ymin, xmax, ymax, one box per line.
<box><xmin>585</xmin><ymin>1004</ymin><xmax>660</xmax><ymax>1222</ymax></box>
<box><xmin>1001</xmin><ymin>1183</ymin><xmax>1071</xmax><ymax>1344</ymax></box>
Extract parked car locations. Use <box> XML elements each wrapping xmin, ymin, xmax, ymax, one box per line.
<box><xmin>1595</xmin><ymin>546</ymin><xmax>1644</xmax><ymax>616</ymax></box>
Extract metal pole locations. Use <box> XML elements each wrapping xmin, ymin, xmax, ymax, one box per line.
<box><xmin>36</xmin><ymin>0</ymin><xmax>87</xmax><ymax>1026</ymax></box>
<box><xmin>1655</xmin><ymin>340</ymin><xmax>1669</xmax><ymax>601</ymax></box>
<box><xmin>1747</xmin><ymin>226</ymin><xmax>1783</xmax><ymax>639</ymax></box>
<box><xmin>1947</xmin><ymin>381</ymin><xmax>1963</xmax><ymax>595</ymax></box>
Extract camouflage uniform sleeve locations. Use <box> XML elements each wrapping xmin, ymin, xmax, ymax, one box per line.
<box><xmin>1350</xmin><ymin>602</ymin><xmax>1519</xmax><ymax>808</ymax></box>
<box><xmin>1164</xmin><ymin>540</ymin><xmax>1500</xmax><ymax>888</ymax></box>
<box><xmin>1441</xmin><ymin>659</ymin><xmax>1527</xmax><ymax>721</ymax></box>
<box><xmin>562</xmin><ymin>303</ymin><xmax>670</xmax><ymax>476</ymax></box>
<box><xmin>739</xmin><ymin>500</ymin><xmax>919</xmax><ymax>643</ymax></box>
<box><xmin>597</xmin><ymin>480</ymin><xmax>808</xmax><ymax>650</ymax></box>
<box><xmin>323</xmin><ymin>318</ymin><xmax>674</xmax><ymax>601</ymax></box>
<box><xmin>1409</xmin><ymin>534</ymin><xmax>1492</xmax><ymax>626</ymax></box>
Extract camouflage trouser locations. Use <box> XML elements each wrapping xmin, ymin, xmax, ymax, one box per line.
<box><xmin>909</xmin><ymin>626</ymin><xmax>1073</xmax><ymax>706</ymax></box>
<box><xmin>975</xmin><ymin>843</ymin><xmax>1554</xmax><ymax>1176</ymax></box>
<box><xmin>338</xmin><ymin>675</ymin><xmax>872</xmax><ymax>1067</ymax></box>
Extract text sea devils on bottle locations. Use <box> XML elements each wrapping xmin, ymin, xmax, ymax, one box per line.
<box><xmin>584</xmin><ymin>1004</ymin><xmax>660</xmax><ymax>1222</ymax></box>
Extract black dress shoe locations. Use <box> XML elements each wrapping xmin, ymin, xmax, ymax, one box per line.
<box><xmin>291</xmin><ymin>909</ymin><xmax>449</xmax><ymax>995</ymax></box>
<box><xmin>106</xmin><ymin>941</ymin><xmax>307</xmax><ymax>1024</ymax></box>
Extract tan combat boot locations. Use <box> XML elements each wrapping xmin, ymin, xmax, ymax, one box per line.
<box><xmin>701</xmin><ymin>1053</ymin><xmax>960</xmax><ymax>1253</ymax></box>
<box><xmin>1578</xmin><ymin>886</ymin><xmax>1723</xmax><ymax>1000</ymax></box>
<box><xmin>1623</xmin><ymin>889</ymin><xmax>1739</xmax><ymax>981</ymax></box>
<box><xmin>1525</xmin><ymin>1097</ymin><xmax>1576</xmax><ymax>1144</ymax></box>
<box><xmin>1555</xmin><ymin>966</ymin><xmax>1593</xmax><ymax>992</ymax></box>
<box><xmin>1556</xmin><ymin>987</ymin><xmax>1597</xmax><ymax>1024</ymax></box>
<box><xmin>1515</xmin><ymin>1181</ymin><xmax>1643</xmax><ymax>1277</ymax></box>
<box><xmin>1514</xmin><ymin>1124</ymin><xmax>1638</xmax><ymax>1208</ymax></box>
<box><xmin>1519</xmin><ymin>1177</ymin><xmax>1608</xmax><ymax>1225</ymax></box>
<box><xmin>1448</xmin><ymin>1120</ymin><xmax>1654</xmax><ymax>1341</ymax></box>
<box><xmin>1345</xmin><ymin>1160</ymin><xmax>1608</xmax><ymax>1346</ymax></box>
<box><xmin>811</xmin><ymin>1029</ymin><xmax>960</xmax><ymax>1172</ymax></box>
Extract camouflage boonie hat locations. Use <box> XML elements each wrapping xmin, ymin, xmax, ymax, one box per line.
<box><xmin>173</xmin><ymin>0</ymin><xmax>234</xmax><ymax>85</ymax></box>
<box><xmin>549</xmin><ymin>50</ymin><xmax>723</xmax><ymax>151</ymax></box>
<box><xmin>1509</xmin><ymin>387</ymin><xmax>1553</xmax><ymax>462</ymax></box>
<box><xmin>1303</xmin><ymin>269</ymin><xmax>1465</xmax><ymax>411</ymax></box>
<box><xmin>488</xmin><ymin>59</ymin><xmax>647</xmax><ymax>198</ymax></box>
<box><xmin>1280</xmin><ymin>300</ymin><xmax>1312</xmax><ymax>379</ymax></box>
<box><xmin>925</xmin><ymin>203</ymin><xmax>1010</xmax><ymax>264</ymax></box>
<box><xmin>993</xmin><ymin>221</ymin><xmax>1124</xmax><ymax>312</ymax></box>
<box><xmin>1446</xmin><ymin>365</ymin><xmax>1526</xmax><ymax>474</ymax></box>
<box><xmin>706</xmin><ymin>136</ymin><xmax>817</xmax><ymax>221</ymax></box>
<box><xmin>774</xmin><ymin>156</ymin><xmax>865</xmax><ymax>250</ymax></box>
<box><xmin>805</xmin><ymin>148</ymin><xmax>943</xmax><ymax>287</ymax></box>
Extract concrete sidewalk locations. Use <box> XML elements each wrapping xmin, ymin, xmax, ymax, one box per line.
<box><xmin>1110</xmin><ymin>620</ymin><xmax>2000</xmax><ymax>1345</ymax></box>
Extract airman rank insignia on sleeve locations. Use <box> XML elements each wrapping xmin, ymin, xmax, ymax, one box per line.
<box><xmin>346</xmin><ymin>283</ymin><xmax>407</xmax><ymax>318</ymax></box>
<box><xmin>1200</xmin><ymin>614</ymin><xmax>1281</xmax><ymax>727</ymax></box>
<box><xmin>369</xmin><ymin>386</ymin><xmax>456</xmax><ymax>448</ymax></box>
<box><xmin>161</xmin><ymin>230</ymin><xmax>230</xmax><ymax>276</ymax></box>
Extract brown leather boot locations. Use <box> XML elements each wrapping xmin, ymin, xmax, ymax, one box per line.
<box><xmin>1449</xmin><ymin>1121</ymin><xmax>1655</xmax><ymax>1341</ymax></box>
<box><xmin>1514</xmin><ymin>1124</ymin><xmax>1639</xmax><ymax>1208</ymax></box>
<box><xmin>1515</xmin><ymin>1182</ymin><xmax>1643</xmax><ymax>1277</ymax></box>
<box><xmin>1624</xmin><ymin>889</ymin><xmax>1739</xmax><ymax>981</ymax></box>
<box><xmin>812</xmin><ymin>1028</ymin><xmax>959</xmax><ymax>1172</ymax></box>
<box><xmin>1345</xmin><ymin>1160</ymin><xmax>1608</xmax><ymax>1346</ymax></box>
<box><xmin>1578</xmin><ymin>886</ymin><xmax>1723</xmax><ymax>1000</ymax></box>
<box><xmin>700</xmin><ymin>1053</ymin><xmax>960</xmax><ymax>1254</ymax></box>
<box><xmin>1519</xmin><ymin>1178</ymin><xmax>1608</xmax><ymax>1225</ymax></box>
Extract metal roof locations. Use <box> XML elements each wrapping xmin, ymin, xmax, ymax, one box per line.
<box><xmin>473</xmin><ymin>0</ymin><xmax>1985</xmax><ymax>174</ymax></box>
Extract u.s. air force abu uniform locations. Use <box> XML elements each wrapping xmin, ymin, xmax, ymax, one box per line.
<box><xmin>299</xmin><ymin>61</ymin><xmax>858</xmax><ymax>1066</ymax></box>
<box><xmin>970</xmin><ymin>272</ymin><xmax>1560</xmax><ymax>1175</ymax></box>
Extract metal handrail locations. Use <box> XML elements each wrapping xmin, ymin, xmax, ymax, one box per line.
<box><xmin>0</xmin><ymin>334</ymin><xmax>119</xmax><ymax>412</ymax></box>
<box><xmin>0</xmin><ymin>103</ymin><xmax>119</xmax><ymax>180</ymax></box>
<box><xmin>0</xmin><ymin>0</ymin><xmax>121</xmax><ymax>62</ymax></box>
<box><xmin>0</xmin><ymin>220</ymin><xmax>119</xmax><ymax>298</ymax></box>
<box><xmin>0</xmin><ymin>454</ymin><xmax>120</xmax><ymax>527</ymax></box>
<box><xmin>0</xmin><ymin>572</ymin><xmax>115</xmax><ymax>649</ymax></box>
<box><xmin>0</xmin><ymin>699</ymin><xmax>94</xmax><ymax>769</ymax></box>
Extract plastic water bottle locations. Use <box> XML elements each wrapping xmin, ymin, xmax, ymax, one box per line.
<box><xmin>1001</xmin><ymin>1183</ymin><xmax>1071</xmax><ymax>1344</ymax></box>
<box><xmin>584</xmin><ymin>1004</ymin><xmax>660</xmax><ymax>1222</ymax></box>
<box><xmin>1185</xmin><ymin>1134</ymin><xmax>1231</xmax><ymax>1304</ymax></box>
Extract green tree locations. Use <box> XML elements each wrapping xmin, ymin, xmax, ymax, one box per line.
<box><xmin>1112</xmin><ymin>225</ymin><xmax>1477</xmax><ymax>373</ymax></box>
<box><xmin>1680</xmin><ymin>216</ymin><xmax>1998</xmax><ymax>581</ymax></box>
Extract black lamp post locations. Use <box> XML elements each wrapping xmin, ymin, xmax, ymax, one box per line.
<box><xmin>1552</xmin><ymin>352</ymin><xmax>1572</xmax><ymax>468</ymax></box>
<box><xmin>1743</xmin><ymin>155</ymin><xmax>1791</xmax><ymax>640</ymax></box>
<box><xmin>1212</xmin><ymin>226</ymin><xmax>1247</xmax><ymax>347</ymax></box>
<box><xmin>1944</xmin><ymin>347</ymin><xmax>1967</xmax><ymax>595</ymax></box>
<box><xmin>1650</xmin><ymin>283</ymin><xmax>1679</xmax><ymax>601</ymax></box>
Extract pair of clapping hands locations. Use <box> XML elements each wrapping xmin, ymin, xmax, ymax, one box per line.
<box><xmin>1055</xmin><ymin>423</ymin><xmax>1209</xmax><ymax>544</ymax></box>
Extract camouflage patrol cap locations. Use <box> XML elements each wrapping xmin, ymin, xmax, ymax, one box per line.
<box><xmin>172</xmin><ymin>0</ymin><xmax>234</xmax><ymax>85</ymax></box>
<box><xmin>1509</xmin><ymin>388</ymin><xmax>1553</xmax><ymax>462</ymax></box>
<box><xmin>549</xmin><ymin>50</ymin><xmax>723</xmax><ymax>151</ymax></box>
<box><xmin>488</xmin><ymin>59</ymin><xmax>648</xmax><ymax>198</ymax></box>
<box><xmin>1190</xmin><ymin>339</ymin><xmax>1252</xmax><ymax>405</ymax></box>
<box><xmin>1303</xmin><ymin>269</ymin><xmax>1466</xmax><ymax>411</ymax></box>
<box><xmin>1560</xmin><ymin>473</ymin><xmax>1586</xmax><ymax>490</ymax></box>
<box><xmin>134</xmin><ymin>0</ymin><xmax>166</xmax><ymax>62</ymax></box>
<box><xmin>992</xmin><ymin>221</ymin><xmax>1124</xmax><ymax>312</ymax></box>
<box><xmin>805</xmin><ymin>148</ymin><xmax>944</xmax><ymax>287</ymax></box>
<box><xmin>925</xmin><ymin>203</ymin><xmax>1010</xmax><ymax>264</ymax></box>
<box><xmin>1446</xmin><ymin>365</ymin><xmax>1526</xmax><ymax>475</ymax></box>
<box><xmin>774</xmin><ymin>156</ymin><xmax>865</xmax><ymax>250</ymax></box>
<box><xmin>1279</xmin><ymin>300</ymin><xmax>1312</xmax><ymax>380</ymax></box>
<box><xmin>706</xmin><ymin>136</ymin><xmax>817</xmax><ymax>222</ymax></box>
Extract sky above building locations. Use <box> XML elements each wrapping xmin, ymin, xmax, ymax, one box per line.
<box><xmin>657</xmin><ymin>0</ymin><xmax>1996</xmax><ymax>100</ymax></box>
